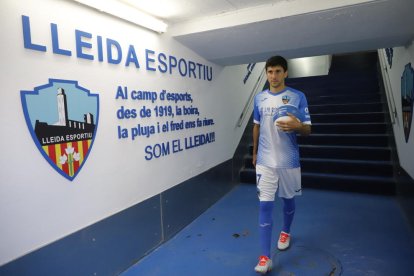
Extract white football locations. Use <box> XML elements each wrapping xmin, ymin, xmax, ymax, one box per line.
<box><xmin>274</xmin><ymin>116</ymin><xmax>300</xmax><ymax>133</ymax></box>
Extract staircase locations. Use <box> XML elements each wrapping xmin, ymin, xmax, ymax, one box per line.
<box><xmin>239</xmin><ymin>51</ymin><xmax>396</xmax><ymax>195</ymax></box>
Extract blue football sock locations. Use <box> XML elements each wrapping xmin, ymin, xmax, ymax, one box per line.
<box><xmin>282</xmin><ymin>197</ymin><xmax>295</xmax><ymax>233</ymax></box>
<box><xmin>259</xmin><ymin>201</ymin><xmax>274</xmax><ymax>257</ymax></box>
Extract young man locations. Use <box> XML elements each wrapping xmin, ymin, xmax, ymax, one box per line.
<box><xmin>253</xmin><ymin>56</ymin><xmax>311</xmax><ymax>274</ymax></box>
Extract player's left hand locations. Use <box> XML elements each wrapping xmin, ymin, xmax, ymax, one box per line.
<box><xmin>275</xmin><ymin>113</ymin><xmax>301</xmax><ymax>132</ymax></box>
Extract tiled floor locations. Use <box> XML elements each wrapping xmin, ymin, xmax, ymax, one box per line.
<box><xmin>122</xmin><ymin>184</ymin><xmax>414</xmax><ymax>275</ymax></box>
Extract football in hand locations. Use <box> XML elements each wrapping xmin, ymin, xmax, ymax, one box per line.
<box><xmin>274</xmin><ymin>115</ymin><xmax>301</xmax><ymax>133</ymax></box>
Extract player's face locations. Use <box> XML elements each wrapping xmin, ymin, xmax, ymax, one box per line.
<box><xmin>266</xmin><ymin>65</ymin><xmax>287</xmax><ymax>90</ymax></box>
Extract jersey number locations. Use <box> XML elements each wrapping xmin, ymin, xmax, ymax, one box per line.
<box><xmin>256</xmin><ymin>173</ymin><xmax>262</xmax><ymax>184</ymax></box>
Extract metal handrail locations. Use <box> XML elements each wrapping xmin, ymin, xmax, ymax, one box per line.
<box><xmin>237</xmin><ymin>68</ymin><xmax>266</xmax><ymax>127</ymax></box>
<box><xmin>378</xmin><ymin>50</ymin><xmax>398</xmax><ymax>124</ymax></box>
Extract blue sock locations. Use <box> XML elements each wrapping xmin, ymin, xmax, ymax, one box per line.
<box><xmin>259</xmin><ymin>201</ymin><xmax>274</xmax><ymax>257</ymax></box>
<box><xmin>282</xmin><ymin>197</ymin><xmax>295</xmax><ymax>233</ymax></box>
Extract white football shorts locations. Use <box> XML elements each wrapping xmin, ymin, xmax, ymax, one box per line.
<box><xmin>255</xmin><ymin>164</ymin><xmax>302</xmax><ymax>201</ymax></box>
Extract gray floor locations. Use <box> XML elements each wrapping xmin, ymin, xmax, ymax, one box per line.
<box><xmin>122</xmin><ymin>184</ymin><xmax>414</xmax><ymax>275</ymax></box>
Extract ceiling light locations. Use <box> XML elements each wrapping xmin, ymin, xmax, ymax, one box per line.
<box><xmin>72</xmin><ymin>0</ymin><xmax>168</xmax><ymax>33</ymax></box>
<box><xmin>119</xmin><ymin>0</ymin><xmax>178</xmax><ymax>18</ymax></box>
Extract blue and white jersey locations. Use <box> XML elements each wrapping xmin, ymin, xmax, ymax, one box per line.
<box><xmin>253</xmin><ymin>87</ymin><xmax>311</xmax><ymax>168</ymax></box>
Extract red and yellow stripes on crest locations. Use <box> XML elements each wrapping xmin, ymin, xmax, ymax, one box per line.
<box><xmin>42</xmin><ymin>139</ymin><xmax>91</xmax><ymax>177</ymax></box>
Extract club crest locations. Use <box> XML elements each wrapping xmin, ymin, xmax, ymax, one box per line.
<box><xmin>282</xmin><ymin>95</ymin><xmax>290</xmax><ymax>104</ymax></box>
<box><xmin>21</xmin><ymin>79</ymin><xmax>99</xmax><ymax>181</ymax></box>
<box><xmin>401</xmin><ymin>63</ymin><xmax>414</xmax><ymax>143</ymax></box>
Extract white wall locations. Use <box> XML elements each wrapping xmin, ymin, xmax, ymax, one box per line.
<box><xmin>378</xmin><ymin>41</ymin><xmax>414</xmax><ymax>178</ymax></box>
<box><xmin>0</xmin><ymin>0</ymin><xmax>264</xmax><ymax>265</ymax></box>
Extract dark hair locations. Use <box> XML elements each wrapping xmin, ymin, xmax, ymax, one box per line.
<box><xmin>265</xmin><ymin>55</ymin><xmax>288</xmax><ymax>72</ymax></box>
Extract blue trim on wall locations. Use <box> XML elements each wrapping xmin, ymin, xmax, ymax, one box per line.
<box><xmin>162</xmin><ymin>159</ymin><xmax>234</xmax><ymax>240</ymax></box>
<box><xmin>1</xmin><ymin>195</ymin><xmax>162</xmax><ymax>276</ymax></box>
<box><xmin>396</xmin><ymin>166</ymin><xmax>414</xmax><ymax>230</ymax></box>
<box><xmin>0</xmin><ymin>159</ymin><xmax>235</xmax><ymax>275</ymax></box>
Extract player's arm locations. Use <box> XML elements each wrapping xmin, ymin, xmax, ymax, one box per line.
<box><xmin>297</xmin><ymin>95</ymin><xmax>312</xmax><ymax>136</ymax></box>
<box><xmin>295</xmin><ymin>123</ymin><xmax>311</xmax><ymax>136</ymax></box>
<box><xmin>288</xmin><ymin>113</ymin><xmax>311</xmax><ymax>136</ymax></box>
<box><xmin>252</xmin><ymin>123</ymin><xmax>260</xmax><ymax>167</ymax></box>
